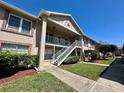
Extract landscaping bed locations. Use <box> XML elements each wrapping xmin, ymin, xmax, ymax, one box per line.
<box><xmin>0</xmin><ymin>72</ymin><xmax>76</xmax><ymax>92</ymax></box>
<box><xmin>0</xmin><ymin>69</ymin><xmax>36</xmax><ymax>85</ymax></box>
<box><xmin>0</xmin><ymin>51</ymin><xmax>38</xmax><ymax>78</ymax></box>
<box><xmin>60</xmin><ymin>63</ymin><xmax>107</xmax><ymax>80</ymax></box>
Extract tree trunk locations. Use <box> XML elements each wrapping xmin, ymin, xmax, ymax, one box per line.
<box><xmin>103</xmin><ymin>54</ymin><xmax>106</xmax><ymax>60</ymax></box>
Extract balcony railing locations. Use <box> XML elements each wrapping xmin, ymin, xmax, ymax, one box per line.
<box><xmin>46</xmin><ymin>35</ymin><xmax>71</xmax><ymax>46</ymax></box>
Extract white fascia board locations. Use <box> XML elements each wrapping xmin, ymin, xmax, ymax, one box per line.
<box><xmin>38</xmin><ymin>9</ymin><xmax>71</xmax><ymax>17</ymax></box>
<box><xmin>47</xmin><ymin>11</ymin><xmax>71</xmax><ymax>16</ymax></box>
<box><xmin>0</xmin><ymin>0</ymin><xmax>37</xmax><ymax>19</ymax></box>
<box><xmin>83</xmin><ymin>34</ymin><xmax>97</xmax><ymax>43</ymax></box>
<box><xmin>70</xmin><ymin>15</ymin><xmax>84</xmax><ymax>35</ymax></box>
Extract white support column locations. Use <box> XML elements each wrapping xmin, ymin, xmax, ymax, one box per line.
<box><xmin>80</xmin><ymin>38</ymin><xmax>85</xmax><ymax>61</ymax></box>
<box><xmin>75</xmin><ymin>48</ymin><xmax>77</xmax><ymax>56</ymax></box>
<box><xmin>81</xmin><ymin>38</ymin><xmax>84</xmax><ymax>53</ymax></box>
<box><xmin>38</xmin><ymin>17</ymin><xmax>47</xmax><ymax>71</ymax></box>
<box><xmin>51</xmin><ymin>45</ymin><xmax>55</xmax><ymax>64</ymax></box>
<box><xmin>53</xmin><ymin>45</ymin><xmax>55</xmax><ymax>60</ymax></box>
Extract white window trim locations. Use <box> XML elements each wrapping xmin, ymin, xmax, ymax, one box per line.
<box><xmin>6</xmin><ymin>13</ymin><xmax>32</xmax><ymax>35</ymax></box>
<box><xmin>19</xmin><ymin>18</ymin><xmax>23</xmax><ymax>32</ymax></box>
<box><xmin>22</xmin><ymin>18</ymin><xmax>32</xmax><ymax>35</ymax></box>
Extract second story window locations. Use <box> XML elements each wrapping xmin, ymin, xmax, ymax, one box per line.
<box><xmin>8</xmin><ymin>15</ymin><xmax>21</xmax><ymax>30</ymax></box>
<box><xmin>7</xmin><ymin>14</ymin><xmax>32</xmax><ymax>35</ymax></box>
<box><xmin>22</xmin><ymin>20</ymin><xmax>31</xmax><ymax>34</ymax></box>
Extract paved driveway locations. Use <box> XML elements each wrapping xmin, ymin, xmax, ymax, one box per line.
<box><xmin>102</xmin><ymin>58</ymin><xmax>124</xmax><ymax>85</ymax></box>
<box><xmin>90</xmin><ymin>58</ymin><xmax>124</xmax><ymax>92</ymax></box>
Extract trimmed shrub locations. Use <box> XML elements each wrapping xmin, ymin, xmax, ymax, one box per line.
<box><xmin>30</xmin><ymin>55</ymin><xmax>38</xmax><ymax>67</ymax></box>
<box><xmin>0</xmin><ymin>51</ymin><xmax>19</xmax><ymax>73</ymax></box>
<box><xmin>0</xmin><ymin>51</ymin><xmax>38</xmax><ymax>74</ymax></box>
<box><xmin>84</xmin><ymin>50</ymin><xmax>100</xmax><ymax>61</ymax></box>
<box><xmin>14</xmin><ymin>64</ymin><xmax>28</xmax><ymax>71</ymax></box>
<box><xmin>63</xmin><ymin>56</ymin><xmax>79</xmax><ymax>64</ymax></box>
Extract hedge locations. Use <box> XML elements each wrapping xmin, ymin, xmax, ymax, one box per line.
<box><xmin>63</xmin><ymin>56</ymin><xmax>79</xmax><ymax>64</ymax></box>
<box><xmin>84</xmin><ymin>50</ymin><xmax>100</xmax><ymax>60</ymax></box>
<box><xmin>0</xmin><ymin>51</ymin><xmax>38</xmax><ymax>75</ymax></box>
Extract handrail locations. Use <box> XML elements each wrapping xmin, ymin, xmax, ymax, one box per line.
<box><xmin>53</xmin><ymin>47</ymin><xmax>67</xmax><ymax>61</ymax></box>
<box><xmin>53</xmin><ymin>40</ymin><xmax>82</xmax><ymax>65</ymax></box>
<box><xmin>56</xmin><ymin>40</ymin><xmax>78</xmax><ymax>65</ymax></box>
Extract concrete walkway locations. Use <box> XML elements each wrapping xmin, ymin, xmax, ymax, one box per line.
<box><xmin>44</xmin><ymin>63</ymin><xmax>95</xmax><ymax>92</ymax></box>
<box><xmin>83</xmin><ymin>62</ymin><xmax>109</xmax><ymax>67</ymax></box>
<box><xmin>43</xmin><ymin>58</ymin><xmax>124</xmax><ymax>92</ymax></box>
<box><xmin>90</xmin><ymin>77</ymin><xmax>124</xmax><ymax>92</ymax></box>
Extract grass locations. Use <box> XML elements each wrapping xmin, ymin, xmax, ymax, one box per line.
<box><xmin>98</xmin><ymin>57</ymin><xmax>115</xmax><ymax>65</ymax></box>
<box><xmin>0</xmin><ymin>72</ymin><xmax>76</xmax><ymax>92</ymax></box>
<box><xmin>60</xmin><ymin>63</ymin><xmax>107</xmax><ymax>80</ymax></box>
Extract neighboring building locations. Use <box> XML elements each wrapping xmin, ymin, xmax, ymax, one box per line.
<box><xmin>115</xmin><ymin>47</ymin><xmax>122</xmax><ymax>56</ymax></box>
<box><xmin>0</xmin><ymin>1</ymin><xmax>97</xmax><ymax>70</ymax></box>
<box><xmin>83</xmin><ymin>34</ymin><xmax>97</xmax><ymax>50</ymax></box>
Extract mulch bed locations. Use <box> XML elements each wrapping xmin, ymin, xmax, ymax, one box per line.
<box><xmin>0</xmin><ymin>69</ymin><xmax>36</xmax><ymax>85</ymax></box>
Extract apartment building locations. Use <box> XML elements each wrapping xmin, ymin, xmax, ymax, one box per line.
<box><xmin>0</xmin><ymin>1</ymin><xmax>97</xmax><ymax>70</ymax></box>
<box><xmin>83</xmin><ymin>34</ymin><xmax>96</xmax><ymax>50</ymax></box>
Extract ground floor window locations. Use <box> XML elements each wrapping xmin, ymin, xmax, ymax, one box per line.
<box><xmin>1</xmin><ymin>43</ymin><xmax>29</xmax><ymax>54</ymax></box>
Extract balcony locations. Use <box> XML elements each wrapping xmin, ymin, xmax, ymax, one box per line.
<box><xmin>84</xmin><ymin>42</ymin><xmax>95</xmax><ymax>49</ymax></box>
<box><xmin>46</xmin><ymin>35</ymin><xmax>71</xmax><ymax>46</ymax></box>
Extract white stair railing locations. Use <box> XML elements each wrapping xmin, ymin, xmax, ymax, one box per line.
<box><xmin>53</xmin><ymin>40</ymin><xmax>82</xmax><ymax>66</ymax></box>
<box><xmin>52</xmin><ymin>47</ymin><xmax>67</xmax><ymax>63</ymax></box>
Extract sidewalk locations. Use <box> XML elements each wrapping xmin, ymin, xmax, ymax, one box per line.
<box><xmin>90</xmin><ymin>77</ymin><xmax>124</xmax><ymax>92</ymax></box>
<box><xmin>83</xmin><ymin>62</ymin><xmax>109</xmax><ymax>66</ymax></box>
<box><xmin>44</xmin><ymin>63</ymin><xmax>95</xmax><ymax>92</ymax></box>
<box><xmin>43</xmin><ymin>62</ymin><xmax>124</xmax><ymax>92</ymax></box>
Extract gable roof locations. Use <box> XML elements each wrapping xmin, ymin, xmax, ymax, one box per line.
<box><xmin>39</xmin><ymin>9</ymin><xmax>84</xmax><ymax>35</ymax></box>
<box><xmin>83</xmin><ymin>34</ymin><xmax>97</xmax><ymax>43</ymax></box>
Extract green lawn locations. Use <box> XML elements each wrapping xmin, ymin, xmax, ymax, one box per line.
<box><xmin>98</xmin><ymin>58</ymin><xmax>115</xmax><ymax>65</ymax></box>
<box><xmin>60</xmin><ymin>63</ymin><xmax>107</xmax><ymax>80</ymax></box>
<box><xmin>0</xmin><ymin>72</ymin><xmax>76</xmax><ymax>92</ymax></box>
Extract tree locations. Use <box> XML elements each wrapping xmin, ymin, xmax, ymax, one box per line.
<box><xmin>108</xmin><ymin>44</ymin><xmax>118</xmax><ymax>58</ymax></box>
<box><xmin>122</xmin><ymin>44</ymin><xmax>124</xmax><ymax>54</ymax></box>
<box><xmin>98</xmin><ymin>44</ymin><xmax>109</xmax><ymax>59</ymax></box>
<box><xmin>122</xmin><ymin>44</ymin><xmax>124</xmax><ymax>51</ymax></box>
<box><xmin>84</xmin><ymin>50</ymin><xmax>100</xmax><ymax>61</ymax></box>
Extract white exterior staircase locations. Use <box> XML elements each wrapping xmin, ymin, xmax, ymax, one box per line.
<box><xmin>53</xmin><ymin>40</ymin><xmax>82</xmax><ymax>66</ymax></box>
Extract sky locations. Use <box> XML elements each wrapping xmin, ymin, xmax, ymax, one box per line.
<box><xmin>4</xmin><ymin>0</ymin><xmax>124</xmax><ymax>47</ymax></box>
